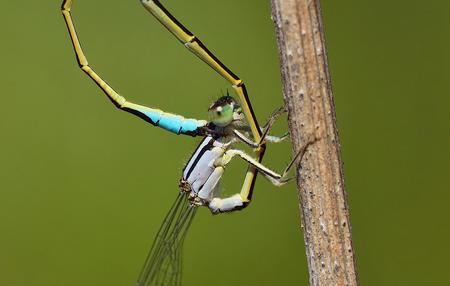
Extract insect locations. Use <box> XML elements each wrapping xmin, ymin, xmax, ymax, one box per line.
<box><xmin>61</xmin><ymin>1</ymin><xmax>313</xmax><ymax>285</ymax></box>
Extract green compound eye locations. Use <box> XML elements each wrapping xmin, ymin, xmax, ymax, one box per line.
<box><xmin>209</xmin><ymin>104</ymin><xmax>233</xmax><ymax>127</ymax></box>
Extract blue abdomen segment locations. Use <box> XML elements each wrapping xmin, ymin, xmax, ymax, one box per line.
<box><xmin>122</xmin><ymin>101</ymin><xmax>207</xmax><ymax>135</ymax></box>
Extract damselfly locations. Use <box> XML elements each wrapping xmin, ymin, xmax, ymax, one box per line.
<box><xmin>61</xmin><ymin>1</ymin><xmax>313</xmax><ymax>285</ymax></box>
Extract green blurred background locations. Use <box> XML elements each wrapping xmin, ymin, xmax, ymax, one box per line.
<box><xmin>1</xmin><ymin>1</ymin><xmax>449</xmax><ymax>285</ymax></box>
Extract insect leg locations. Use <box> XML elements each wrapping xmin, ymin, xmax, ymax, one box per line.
<box><xmin>208</xmin><ymin>140</ymin><xmax>314</xmax><ymax>213</ymax></box>
<box><xmin>265</xmin><ymin>133</ymin><xmax>290</xmax><ymax>144</ymax></box>
<box><xmin>261</xmin><ymin>107</ymin><xmax>290</xmax><ymax>144</ymax></box>
<box><xmin>197</xmin><ymin>167</ymin><xmax>224</xmax><ymax>202</ymax></box>
<box><xmin>233</xmin><ymin>107</ymin><xmax>290</xmax><ymax>148</ymax></box>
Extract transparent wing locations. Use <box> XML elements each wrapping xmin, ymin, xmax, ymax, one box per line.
<box><xmin>137</xmin><ymin>192</ymin><xmax>197</xmax><ymax>286</ymax></box>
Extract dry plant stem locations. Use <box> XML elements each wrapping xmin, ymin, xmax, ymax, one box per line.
<box><xmin>270</xmin><ymin>0</ymin><xmax>359</xmax><ymax>285</ymax></box>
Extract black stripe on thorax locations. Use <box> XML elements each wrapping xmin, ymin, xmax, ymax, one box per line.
<box><xmin>183</xmin><ymin>136</ymin><xmax>215</xmax><ymax>179</ymax></box>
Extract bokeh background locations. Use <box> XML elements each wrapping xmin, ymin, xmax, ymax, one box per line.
<box><xmin>1</xmin><ymin>1</ymin><xmax>449</xmax><ymax>285</ymax></box>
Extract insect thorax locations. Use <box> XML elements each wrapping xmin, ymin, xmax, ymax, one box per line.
<box><xmin>180</xmin><ymin>136</ymin><xmax>228</xmax><ymax>202</ymax></box>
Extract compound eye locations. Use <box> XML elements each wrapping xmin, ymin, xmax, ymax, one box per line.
<box><xmin>208</xmin><ymin>104</ymin><xmax>233</xmax><ymax>127</ymax></box>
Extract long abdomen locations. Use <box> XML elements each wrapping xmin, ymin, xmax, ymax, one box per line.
<box><xmin>122</xmin><ymin>102</ymin><xmax>207</xmax><ymax>135</ymax></box>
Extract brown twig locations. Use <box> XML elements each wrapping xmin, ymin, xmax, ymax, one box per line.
<box><xmin>270</xmin><ymin>1</ymin><xmax>359</xmax><ymax>285</ymax></box>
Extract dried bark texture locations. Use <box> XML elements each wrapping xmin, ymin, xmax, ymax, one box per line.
<box><xmin>270</xmin><ymin>1</ymin><xmax>359</xmax><ymax>285</ymax></box>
